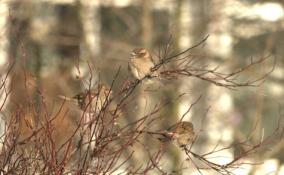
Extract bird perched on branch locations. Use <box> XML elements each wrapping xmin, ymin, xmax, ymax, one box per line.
<box><xmin>128</xmin><ymin>48</ymin><xmax>158</xmax><ymax>81</ymax></box>
<box><xmin>59</xmin><ymin>84</ymin><xmax>121</xmax><ymax>151</ymax></box>
<box><xmin>59</xmin><ymin>84</ymin><xmax>112</xmax><ymax>113</ymax></box>
<box><xmin>158</xmin><ymin>121</ymin><xmax>196</xmax><ymax>147</ymax></box>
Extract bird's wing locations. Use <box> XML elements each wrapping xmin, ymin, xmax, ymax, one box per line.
<box><xmin>128</xmin><ymin>60</ymin><xmax>141</xmax><ymax>79</ymax></box>
<box><xmin>157</xmin><ymin>132</ymin><xmax>173</xmax><ymax>142</ymax></box>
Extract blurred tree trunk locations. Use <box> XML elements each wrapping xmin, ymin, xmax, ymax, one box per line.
<box><xmin>129</xmin><ymin>0</ymin><xmax>155</xmax><ymax>167</ymax></box>
<box><xmin>8</xmin><ymin>1</ymin><xmax>40</xmax><ymax>126</ymax></box>
<box><xmin>201</xmin><ymin>0</ymin><xmax>235</xmax><ymax>167</ymax></box>
<box><xmin>186</xmin><ymin>0</ymin><xmax>209</xmax><ymax>124</ymax></box>
<box><xmin>188</xmin><ymin>0</ymin><xmax>210</xmax><ymax>125</ymax></box>
<box><xmin>78</xmin><ymin>0</ymin><xmax>100</xmax><ymax>59</ymax></box>
<box><xmin>139</xmin><ymin>0</ymin><xmax>153</xmax><ymax>118</ymax></box>
<box><xmin>77</xmin><ymin>0</ymin><xmax>100</xmax><ymax>87</ymax></box>
<box><xmin>0</xmin><ymin>2</ymin><xmax>9</xmax><ymax>150</ymax></box>
<box><xmin>139</xmin><ymin>0</ymin><xmax>153</xmax><ymax>117</ymax></box>
<box><xmin>55</xmin><ymin>4</ymin><xmax>81</xmax><ymax>79</ymax></box>
<box><xmin>162</xmin><ymin>0</ymin><xmax>184</xmax><ymax>172</ymax></box>
<box><xmin>142</xmin><ymin>0</ymin><xmax>152</xmax><ymax>49</ymax></box>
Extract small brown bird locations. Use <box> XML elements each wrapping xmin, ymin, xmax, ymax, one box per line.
<box><xmin>158</xmin><ymin>121</ymin><xmax>196</xmax><ymax>147</ymax></box>
<box><xmin>128</xmin><ymin>48</ymin><xmax>157</xmax><ymax>81</ymax></box>
<box><xmin>59</xmin><ymin>84</ymin><xmax>112</xmax><ymax>113</ymax></box>
<box><xmin>73</xmin><ymin>84</ymin><xmax>112</xmax><ymax>113</ymax></box>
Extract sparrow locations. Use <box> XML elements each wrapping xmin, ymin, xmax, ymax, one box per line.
<box><xmin>158</xmin><ymin>121</ymin><xmax>196</xmax><ymax>147</ymax></box>
<box><xmin>59</xmin><ymin>84</ymin><xmax>112</xmax><ymax>113</ymax></box>
<box><xmin>73</xmin><ymin>84</ymin><xmax>112</xmax><ymax>113</ymax></box>
<box><xmin>128</xmin><ymin>48</ymin><xmax>157</xmax><ymax>81</ymax></box>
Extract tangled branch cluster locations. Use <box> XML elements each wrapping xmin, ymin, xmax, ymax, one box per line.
<box><xmin>0</xmin><ymin>36</ymin><xmax>280</xmax><ymax>174</ymax></box>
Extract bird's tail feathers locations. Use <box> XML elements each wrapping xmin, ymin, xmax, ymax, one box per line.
<box><xmin>58</xmin><ymin>95</ymin><xmax>74</xmax><ymax>101</ymax></box>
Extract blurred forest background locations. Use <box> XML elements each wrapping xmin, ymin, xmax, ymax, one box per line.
<box><xmin>0</xmin><ymin>0</ymin><xmax>284</xmax><ymax>174</ymax></box>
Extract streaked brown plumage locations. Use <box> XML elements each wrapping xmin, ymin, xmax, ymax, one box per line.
<box><xmin>159</xmin><ymin>121</ymin><xmax>195</xmax><ymax>147</ymax></box>
<box><xmin>72</xmin><ymin>84</ymin><xmax>112</xmax><ymax>113</ymax></box>
<box><xmin>128</xmin><ymin>48</ymin><xmax>157</xmax><ymax>80</ymax></box>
